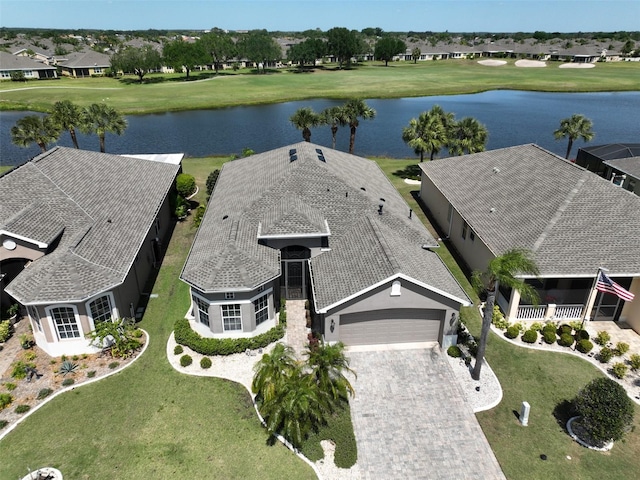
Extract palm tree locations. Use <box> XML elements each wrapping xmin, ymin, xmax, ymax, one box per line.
<box><xmin>252</xmin><ymin>343</ymin><xmax>298</xmax><ymax>404</ymax></box>
<box><xmin>449</xmin><ymin>117</ymin><xmax>488</xmax><ymax>156</ymax></box>
<box><xmin>471</xmin><ymin>248</ymin><xmax>540</xmax><ymax>380</ymax></box>
<box><xmin>10</xmin><ymin>115</ymin><xmax>61</xmax><ymax>153</ymax></box>
<box><xmin>401</xmin><ymin>111</ymin><xmax>447</xmax><ymax>161</ymax></box>
<box><xmin>320</xmin><ymin>106</ymin><xmax>347</xmax><ymax>149</ymax></box>
<box><xmin>51</xmin><ymin>100</ymin><xmax>83</xmax><ymax>149</ymax></box>
<box><xmin>554</xmin><ymin>114</ymin><xmax>595</xmax><ymax>159</ymax></box>
<box><xmin>342</xmin><ymin>99</ymin><xmax>376</xmax><ymax>154</ymax></box>
<box><xmin>305</xmin><ymin>340</ymin><xmax>355</xmax><ymax>409</ymax></box>
<box><xmin>81</xmin><ymin>103</ymin><xmax>127</xmax><ymax>153</ymax></box>
<box><xmin>289</xmin><ymin>107</ymin><xmax>320</xmax><ymax>142</ymax></box>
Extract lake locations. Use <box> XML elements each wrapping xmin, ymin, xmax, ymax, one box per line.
<box><xmin>1</xmin><ymin>90</ymin><xmax>639</xmax><ymax>166</ymax></box>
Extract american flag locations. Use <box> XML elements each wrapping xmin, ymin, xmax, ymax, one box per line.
<box><xmin>596</xmin><ymin>272</ymin><xmax>635</xmax><ymax>302</ymax></box>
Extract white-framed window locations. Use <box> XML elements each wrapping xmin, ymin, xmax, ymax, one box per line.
<box><xmin>27</xmin><ymin>305</ymin><xmax>42</xmax><ymax>332</ymax></box>
<box><xmin>254</xmin><ymin>294</ymin><xmax>269</xmax><ymax>326</ymax></box>
<box><xmin>0</xmin><ymin>71</ymin><xmax>11</xmax><ymax>78</ymax></box>
<box><xmin>87</xmin><ymin>293</ymin><xmax>115</xmax><ymax>326</ymax></box>
<box><xmin>221</xmin><ymin>304</ymin><xmax>242</xmax><ymax>331</ymax></box>
<box><xmin>194</xmin><ymin>296</ymin><xmax>210</xmax><ymax>327</ymax></box>
<box><xmin>47</xmin><ymin>305</ymin><xmax>81</xmax><ymax>340</ymax></box>
<box><xmin>225</xmin><ymin>292</ymin><xmax>235</xmax><ymax>300</ymax></box>
<box><xmin>94</xmin><ymin>67</ymin><xmax>102</xmax><ymax>74</ymax></box>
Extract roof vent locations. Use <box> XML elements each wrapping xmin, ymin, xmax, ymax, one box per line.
<box><xmin>289</xmin><ymin>148</ymin><xmax>298</xmax><ymax>162</ymax></box>
<box><xmin>360</xmin><ymin>187</ymin><xmax>366</xmax><ymax>191</ymax></box>
<box><xmin>316</xmin><ymin>148</ymin><xmax>326</xmax><ymax>162</ymax></box>
<box><xmin>489</xmin><ymin>208</ymin><xmax>496</xmax><ymax>213</ymax></box>
<box><xmin>493</xmin><ymin>167</ymin><xmax>500</xmax><ymax>174</ymax></box>
<box><xmin>222</xmin><ymin>215</ymin><xmax>229</xmax><ymax>220</ymax></box>
<box><xmin>378</xmin><ymin>204</ymin><xmax>384</xmax><ymax>215</ymax></box>
<box><xmin>290</xmin><ymin>154</ymin><xmax>298</xmax><ymax>162</ymax></box>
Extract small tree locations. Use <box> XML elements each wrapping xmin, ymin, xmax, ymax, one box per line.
<box><xmin>176</xmin><ymin>173</ymin><xmax>196</xmax><ymax>198</ymax></box>
<box><xmin>206</xmin><ymin>169</ymin><xmax>220</xmax><ymax>197</ymax></box>
<box><xmin>86</xmin><ymin>318</ymin><xmax>142</xmax><ymax>358</ymax></box>
<box><xmin>573</xmin><ymin>377</ymin><xmax>634</xmax><ymax>443</ymax></box>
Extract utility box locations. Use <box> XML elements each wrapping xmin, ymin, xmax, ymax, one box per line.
<box><xmin>520</xmin><ymin>401</ymin><xmax>530</xmax><ymax>426</ymax></box>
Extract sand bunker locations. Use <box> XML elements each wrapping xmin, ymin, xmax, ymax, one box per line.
<box><xmin>478</xmin><ymin>59</ymin><xmax>507</xmax><ymax>67</ymax></box>
<box><xmin>515</xmin><ymin>59</ymin><xmax>547</xmax><ymax>68</ymax></box>
<box><xmin>559</xmin><ymin>63</ymin><xmax>596</xmax><ymax>69</ymax></box>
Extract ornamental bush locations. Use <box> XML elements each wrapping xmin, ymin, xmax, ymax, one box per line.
<box><xmin>558</xmin><ymin>333</ymin><xmax>575</xmax><ymax>347</ymax></box>
<box><xmin>521</xmin><ymin>329</ymin><xmax>538</xmax><ymax>343</ymax></box>
<box><xmin>36</xmin><ymin>388</ymin><xmax>53</xmax><ymax>400</ymax></box>
<box><xmin>491</xmin><ymin>306</ymin><xmax>508</xmax><ymax>330</ymax></box>
<box><xmin>573</xmin><ymin>377</ymin><xmax>634</xmax><ymax>443</ymax></box>
<box><xmin>598</xmin><ymin>346</ymin><xmax>613</xmax><ymax>363</ymax></box>
<box><xmin>594</xmin><ymin>330</ymin><xmax>611</xmax><ymax>346</ymax></box>
<box><xmin>530</xmin><ymin>322</ymin><xmax>544</xmax><ymax>332</ymax></box>
<box><xmin>630</xmin><ymin>353</ymin><xmax>640</xmax><ymax>371</ymax></box>
<box><xmin>574</xmin><ymin>329</ymin><xmax>590</xmax><ymax>341</ymax></box>
<box><xmin>543</xmin><ymin>322</ymin><xmax>557</xmax><ymax>334</ymax></box>
<box><xmin>576</xmin><ymin>339</ymin><xmax>594</xmax><ymax>354</ymax></box>
<box><xmin>206</xmin><ymin>169</ymin><xmax>220</xmax><ymax>197</ymax></box>
<box><xmin>505</xmin><ymin>325</ymin><xmax>520</xmax><ymax>339</ymax></box>
<box><xmin>0</xmin><ymin>393</ymin><xmax>13</xmax><ymax>410</ymax></box>
<box><xmin>0</xmin><ymin>320</ymin><xmax>11</xmax><ymax>342</ymax></box>
<box><xmin>61</xmin><ymin>378</ymin><xmax>74</xmax><ymax>387</ymax></box>
<box><xmin>15</xmin><ymin>404</ymin><xmax>30</xmax><ymax>414</ymax></box>
<box><xmin>447</xmin><ymin>345</ymin><xmax>462</xmax><ymax>358</ymax></box>
<box><xmin>557</xmin><ymin>324</ymin><xmax>573</xmax><ymax>336</ymax></box>
<box><xmin>174</xmin><ymin>345</ymin><xmax>184</xmax><ymax>355</ymax></box>
<box><xmin>613</xmin><ymin>342</ymin><xmax>630</xmax><ymax>356</ymax></box>
<box><xmin>176</xmin><ymin>173</ymin><xmax>196</xmax><ymax>198</ymax></box>
<box><xmin>612</xmin><ymin>362</ymin><xmax>628</xmax><ymax>379</ymax></box>
<box><xmin>174</xmin><ymin>318</ymin><xmax>285</xmax><ymax>356</ymax></box>
<box><xmin>180</xmin><ymin>354</ymin><xmax>193</xmax><ymax>367</ymax></box>
<box><xmin>200</xmin><ymin>357</ymin><xmax>212</xmax><ymax>369</ymax></box>
<box><xmin>543</xmin><ymin>329</ymin><xmax>557</xmax><ymax>344</ymax></box>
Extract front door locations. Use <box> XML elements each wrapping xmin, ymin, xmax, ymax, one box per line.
<box><xmin>282</xmin><ymin>260</ymin><xmax>305</xmax><ymax>300</ymax></box>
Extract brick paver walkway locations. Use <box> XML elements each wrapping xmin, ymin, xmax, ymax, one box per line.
<box><xmin>348</xmin><ymin>347</ymin><xmax>505</xmax><ymax>480</ymax></box>
<box><xmin>285</xmin><ymin>300</ymin><xmax>310</xmax><ymax>359</ymax></box>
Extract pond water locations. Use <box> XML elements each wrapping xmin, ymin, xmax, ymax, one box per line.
<box><xmin>1</xmin><ymin>90</ymin><xmax>639</xmax><ymax>166</ymax></box>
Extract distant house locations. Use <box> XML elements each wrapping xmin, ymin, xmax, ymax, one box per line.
<box><xmin>419</xmin><ymin>144</ymin><xmax>640</xmax><ymax>334</ymax></box>
<box><xmin>55</xmin><ymin>51</ymin><xmax>111</xmax><ymax>77</ymax></box>
<box><xmin>0</xmin><ymin>148</ymin><xmax>181</xmax><ymax>356</ymax></box>
<box><xmin>181</xmin><ymin>143</ymin><xmax>469</xmax><ymax>348</ymax></box>
<box><xmin>576</xmin><ymin>143</ymin><xmax>640</xmax><ymax>196</ymax></box>
<box><xmin>0</xmin><ymin>51</ymin><xmax>58</xmax><ymax>80</ymax></box>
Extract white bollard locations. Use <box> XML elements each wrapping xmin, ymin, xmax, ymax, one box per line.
<box><xmin>520</xmin><ymin>401</ymin><xmax>530</xmax><ymax>426</ymax></box>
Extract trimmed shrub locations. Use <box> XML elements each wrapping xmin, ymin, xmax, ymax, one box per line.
<box><xmin>180</xmin><ymin>354</ymin><xmax>193</xmax><ymax>367</ymax></box>
<box><xmin>279</xmin><ymin>307</ymin><xmax>287</xmax><ymax>326</ymax></box>
<box><xmin>193</xmin><ymin>204</ymin><xmax>206</xmax><ymax>228</ymax></box>
<box><xmin>543</xmin><ymin>322</ymin><xmax>557</xmax><ymax>333</ymax></box>
<box><xmin>108</xmin><ymin>362</ymin><xmax>120</xmax><ymax>369</ymax></box>
<box><xmin>530</xmin><ymin>322</ymin><xmax>544</xmax><ymax>332</ymax></box>
<box><xmin>174</xmin><ymin>318</ymin><xmax>285</xmax><ymax>356</ymax></box>
<box><xmin>491</xmin><ymin>306</ymin><xmax>508</xmax><ymax>330</ymax></box>
<box><xmin>174</xmin><ymin>345</ymin><xmax>184</xmax><ymax>355</ymax></box>
<box><xmin>598</xmin><ymin>346</ymin><xmax>613</xmax><ymax>363</ymax></box>
<box><xmin>4</xmin><ymin>382</ymin><xmax>17</xmax><ymax>391</ymax></box>
<box><xmin>612</xmin><ymin>362</ymin><xmax>628</xmax><ymax>379</ymax></box>
<box><xmin>557</xmin><ymin>324</ymin><xmax>573</xmax><ymax>336</ymax></box>
<box><xmin>447</xmin><ymin>345</ymin><xmax>462</xmax><ymax>358</ymax></box>
<box><xmin>576</xmin><ymin>339</ymin><xmax>594</xmax><ymax>354</ymax></box>
<box><xmin>10</xmin><ymin>361</ymin><xmax>35</xmax><ymax>380</ymax></box>
<box><xmin>0</xmin><ymin>320</ymin><xmax>11</xmax><ymax>342</ymax></box>
<box><xmin>558</xmin><ymin>333</ymin><xmax>575</xmax><ymax>348</ymax></box>
<box><xmin>629</xmin><ymin>353</ymin><xmax>640</xmax><ymax>371</ymax></box>
<box><xmin>87</xmin><ymin>370</ymin><xmax>96</xmax><ymax>378</ymax></box>
<box><xmin>574</xmin><ymin>329</ymin><xmax>590</xmax><ymax>341</ymax></box>
<box><xmin>594</xmin><ymin>330</ymin><xmax>611</xmax><ymax>346</ymax></box>
<box><xmin>505</xmin><ymin>325</ymin><xmax>520</xmax><ymax>339</ymax></box>
<box><xmin>206</xmin><ymin>169</ymin><xmax>220</xmax><ymax>197</ymax></box>
<box><xmin>15</xmin><ymin>404</ymin><xmax>30</xmax><ymax>414</ymax></box>
<box><xmin>543</xmin><ymin>329</ymin><xmax>557</xmax><ymax>344</ymax></box>
<box><xmin>0</xmin><ymin>420</ymin><xmax>7</xmax><ymax>429</ymax></box>
<box><xmin>0</xmin><ymin>393</ymin><xmax>13</xmax><ymax>410</ymax></box>
<box><xmin>61</xmin><ymin>378</ymin><xmax>75</xmax><ymax>387</ymax></box>
<box><xmin>574</xmin><ymin>377</ymin><xmax>634</xmax><ymax>442</ymax></box>
<box><xmin>521</xmin><ymin>329</ymin><xmax>538</xmax><ymax>344</ymax></box>
<box><xmin>36</xmin><ymin>388</ymin><xmax>53</xmax><ymax>400</ymax></box>
<box><xmin>613</xmin><ymin>342</ymin><xmax>630</xmax><ymax>356</ymax></box>
<box><xmin>176</xmin><ymin>173</ymin><xmax>196</xmax><ymax>198</ymax></box>
<box><xmin>200</xmin><ymin>357</ymin><xmax>212</xmax><ymax>369</ymax></box>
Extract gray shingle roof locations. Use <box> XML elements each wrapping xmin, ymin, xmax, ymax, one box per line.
<box><xmin>55</xmin><ymin>50</ymin><xmax>110</xmax><ymax>68</ymax></box>
<box><xmin>2</xmin><ymin>147</ymin><xmax>179</xmax><ymax>304</ymax></box>
<box><xmin>0</xmin><ymin>51</ymin><xmax>56</xmax><ymax>71</ymax></box>
<box><xmin>420</xmin><ymin>144</ymin><xmax>640</xmax><ymax>277</ymax></box>
<box><xmin>604</xmin><ymin>157</ymin><xmax>640</xmax><ymax>179</ymax></box>
<box><xmin>182</xmin><ymin>143</ymin><xmax>469</xmax><ymax>308</ymax></box>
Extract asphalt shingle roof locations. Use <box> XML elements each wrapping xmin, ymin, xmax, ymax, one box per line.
<box><xmin>2</xmin><ymin>147</ymin><xmax>179</xmax><ymax>304</ymax></box>
<box><xmin>182</xmin><ymin>143</ymin><xmax>469</xmax><ymax>309</ymax></box>
<box><xmin>420</xmin><ymin>144</ymin><xmax>640</xmax><ymax>277</ymax></box>
<box><xmin>604</xmin><ymin>157</ymin><xmax>640</xmax><ymax>179</ymax></box>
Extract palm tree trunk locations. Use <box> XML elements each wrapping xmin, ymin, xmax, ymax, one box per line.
<box><xmin>37</xmin><ymin>141</ymin><xmax>47</xmax><ymax>153</ymax></box>
<box><xmin>331</xmin><ymin>126</ymin><xmax>338</xmax><ymax>149</ymax></box>
<box><xmin>471</xmin><ymin>281</ymin><xmax>497</xmax><ymax>381</ymax></box>
<box><xmin>303</xmin><ymin>128</ymin><xmax>311</xmax><ymax>142</ymax></box>
<box><xmin>349</xmin><ymin>126</ymin><xmax>357</xmax><ymax>154</ymax></box>
<box><xmin>69</xmin><ymin>128</ymin><xmax>79</xmax><ymax>149</ymax></box>
<box><xmin>99</xmin><ymin>134</ymin><xmax>106</xmax><ymax>153</ymax></box>
<box><xmin>565</xmin><ymin>139</ymin><xmax>573</xmax><ymax>159</ymax></box>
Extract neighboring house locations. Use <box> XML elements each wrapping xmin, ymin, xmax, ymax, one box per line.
<box><xmin>55</xmin><ymin>50</ymin><xmax>111</xmax><ymax>77</ymax></box>
<box><xmin>181</xmin><ymin>143</ymin><xmax>470</xmax><ymax>348</ymax></box>
<box><xmin>419</xmin><ymin>144</ymin><xmax>640</xmax><ymax>334</ymax></box>
<box><xmin>0</xmin><ymin>51</ymin><xmax>58</xmax><ymax>80</ymax></box>
<box><xmin>0</xmin><ymin>147</ymin><xmax>181</xmax><ymax>356</ymax></box>
<box><xmin>576</xmin><ymin>144</ymin><xmax>640</xmax><ymax>195</ymax></box>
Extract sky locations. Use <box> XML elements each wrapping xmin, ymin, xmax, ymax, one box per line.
<box><xmin>1</xmin><ymin>0</ymin><xmax>638</xmax><ymax>33</ymax></box>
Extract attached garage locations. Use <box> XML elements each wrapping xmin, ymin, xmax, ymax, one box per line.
<box><xmin>339</xmin><ymin>308</ymin><xmax>444</xmax><ymax>346</ymax></box>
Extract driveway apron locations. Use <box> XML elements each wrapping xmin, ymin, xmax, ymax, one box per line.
<box><xmin>348</xmin><ymin>348</ymin><xmax>505</xmax><ymax>480</ymax></box>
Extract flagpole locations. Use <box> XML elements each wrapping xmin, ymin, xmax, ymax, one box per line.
<box><xmin>581</xmin><ymin>267</ymin><xmax>606</xmax><ymax>330</ymax></box>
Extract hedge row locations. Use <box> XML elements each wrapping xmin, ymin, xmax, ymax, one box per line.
<box><xmin>174</xmin><ymin>318</ymin><xmax>284</xmax><ymax>356</ymax></box>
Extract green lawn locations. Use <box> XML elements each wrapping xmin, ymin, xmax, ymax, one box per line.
<box><xmin>1</xmin><ymin>60</ymin><xmax>639</xmax><ymax>114</ymax></box>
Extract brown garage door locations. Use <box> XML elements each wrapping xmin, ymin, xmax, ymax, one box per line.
<box><xmin>339</xmin><ymin>308</ymin><xmax>444</xmax><ymax>346</ymax></box>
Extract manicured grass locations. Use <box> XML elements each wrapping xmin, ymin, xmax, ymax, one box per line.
<box><xmin>0</xmin><ymin>157</ymin><xmax>316</xmax><ymax>480</ymax></box>
<box><xmin>1</xmin><ymin>60</ymin><xmax>639</xmax><ymax>114</ymax></box>
<box><xmin>0</xmin><ymin>165</ymin><xmax>14</xmax><ymax>175</ymax></box>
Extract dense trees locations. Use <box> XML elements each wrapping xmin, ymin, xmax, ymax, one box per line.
<box><xmin>326</xmin><ymin>27</ymin><xmax>361</xmax><ymax>68</ymax></box>
<box><xmin>110</xmin><ymin>45</ymin><xmax>162</xmax><ymax>83</ymax></box>
<box><xmin>81</xmin><ymin>103</ymin><xmax>127</xmax><ymax>152</ymax></box>
<box><xmin>287</xmin><ymin>38</ymin><xmax>326</xmax><ymax>68</ymax></box>
<box><xmin>471</xmin><ymin>249</ymin><xmax>539</xmax><ymax>380</ymax></box>
<box><xmin>554</xmin><ymin>114</ymin><xmax>595</xmax><ymax>159</ymax></box>
<box><xmin>199</xmin><ymin>28</ymin><xmax>237</xmax><ymax>73</ymax></box>
<box><xmin>10</xmin><ymin>115</ymin><xmax>61</xmax><ymax>153</ymax></box>
<box><xmin>162</xmin><ymin>38</ymin><xmax>207</xmax><ymax>79</ymax></box>
<box><xmin>290</xmin><ymin>107</ymin><xmax>321</xmax><ymax>142</ymax></box>
<box><xmin>374</xmin><ymin>37</ymin><xmax>407</xmax><ymax>66</ymax></box>
<box><xmin>237</xmin><ymin>30</ymin><xmax>282</xmax><ymax>73</ymax></box>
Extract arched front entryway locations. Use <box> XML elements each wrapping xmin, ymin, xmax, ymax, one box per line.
<box><xmin>0</xmin><ymin>258</ymin><xmax>29</xmax><ymax>311</ymax></box>
<box><xmin>280</xmin><ymin>245</ymin><xmax>310</xmax><ymax>300</ymax></box>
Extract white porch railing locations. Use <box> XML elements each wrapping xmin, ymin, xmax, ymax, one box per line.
<box><xmin>516</xmin><ymin>305</ymin><xmax>547</xmax><ymax>320</ymax></box>
<box><xmin>553</xmin><ymin>305</ymin><xmax>584</xmax><ymax>320</ymax></box>
<box><xmin>515</xmin><ymin>304</ymin><xmax>584</xmax><ymax>321</ymax></box>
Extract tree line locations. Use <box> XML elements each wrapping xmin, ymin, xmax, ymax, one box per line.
<box><xmin>10</xmin><ymin>100</ymin><xmax>126</xmax><ymax>153</ymax></box>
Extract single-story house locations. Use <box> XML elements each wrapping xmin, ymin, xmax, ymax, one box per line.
<box><xmin>55</xmin><ymin>51</ymin><xmax>111</xmax><ymax>77</ymax></box>
<box><xmin>181</xmin><ymin>143</ymin><xmax>470</xmax><ymax>348</ymax></box>
<box><xmin>0</xmin><ymin>51</ymin><xmax>58</xmax><ymax>80</ymax></box>
<box><xmin>419</xmin><ymin>144</ymin><xmax>640</xmax><ymax>333</ymax></box>
<box><xmin>1</xmin><ymin>147</ymin><xmax>181</xmax><ymax>356</ymax></box>
<box><xmin>576</xmin><ymin>143</ymin><xmax>640</xmax><ymax>195</ymax></box>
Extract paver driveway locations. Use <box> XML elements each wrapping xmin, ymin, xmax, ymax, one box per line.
<box><xmin>348</xmin><ymin>347</ymin><xmax>505</xmax><ymax>480</ymax></box>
